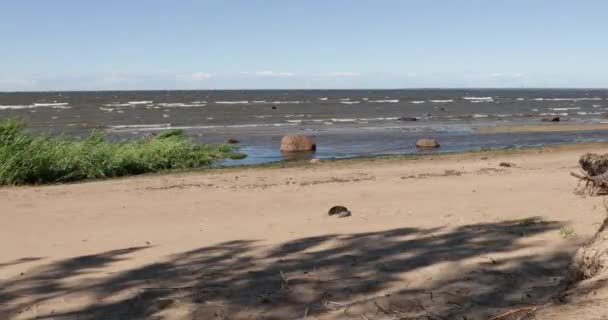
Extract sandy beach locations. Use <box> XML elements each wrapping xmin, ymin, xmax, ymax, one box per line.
<box><xmin>2</xmin><ymin>142</ymin><xmax>608</xmax><ymax>319</ymax></box>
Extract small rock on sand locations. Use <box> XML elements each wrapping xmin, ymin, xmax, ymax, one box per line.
<box><xmin>499</xmin><ymin>162</ymin><xmax>515</xmax><ymax>167</ymax></box>
<box><xmin>328</xmin><ymin>206</ymin><xmax>351</xmax><ymax>218</ymax></box>
<box><xmin>310</xmin><ymin>158</ymin><xmax>321</xmax><ymax>164</ymax></box>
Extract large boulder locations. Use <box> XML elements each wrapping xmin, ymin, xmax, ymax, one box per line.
<box><xmin>416</xmin><ymin>138</ymin><xmax>440</xmax><ymax>148</ymax></box>
<box><xmin>280</xmin><ymin>135</ymin><xmax>316</xmax><ymax>152</ymax></box>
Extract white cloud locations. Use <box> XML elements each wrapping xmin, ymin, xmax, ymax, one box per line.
<box><xmin>251</xmin><ymin>71</ymin><xmax>296</xmax><ymax>77</ymax></box>
<box><xmin>177</xmin><ymin>72</ymin><xmax>215</xmax><ymax>81</ymax></box>
<box><xmin>326</xmin><ymin>71</ymin><xmax>360</xmax><ymax>77</ymax></box>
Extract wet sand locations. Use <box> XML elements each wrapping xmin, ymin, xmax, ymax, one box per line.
<box><xmin>1</xmin><ymin>142</ymin><xmax>608</xmax><ymax>319</ymax></box>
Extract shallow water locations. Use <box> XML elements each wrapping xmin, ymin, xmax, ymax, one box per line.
<box><xmin>2</xmin><ymin>89</ymin><xmax>608</xmax><ymax>164</ymax></box>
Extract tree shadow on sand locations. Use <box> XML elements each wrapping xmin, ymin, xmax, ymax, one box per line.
<box><xmin>0</xmin><ymin>218</ymin><xmax>575</xmax><ymax>319</ymax></box>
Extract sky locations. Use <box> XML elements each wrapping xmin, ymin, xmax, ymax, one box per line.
<box><xmin>1</xmin><ymin>0</ymin><xmax>607</xmax><ymax>91</ymax></box>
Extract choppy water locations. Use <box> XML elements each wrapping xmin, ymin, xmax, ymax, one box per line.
<box><xmin>1</xmin><ymin>89</ymin><xmax>608</xmax><ymax>164</ymax></box>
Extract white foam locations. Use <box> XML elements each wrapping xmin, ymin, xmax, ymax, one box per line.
<box><xmin>593</xmin><ymin>105</ymin><xmax>603</xmax><ymax>108</ymax></box>
<box><xmin>430</xmin><ymin>100</ymin><xmax>454</xmax><ymax>103</ymax></box>
<box><xmin>497</xmin><ymin>114</ymin><xmax>513</xmax><ymax>117</ymax></box>
<box><xmin>370</xmin><ymin>99</ymin><xmax>399</xmax><ymax>103</ymax></box>
<box><xmin>577</xmin><ymin>112</ymin><xmax>588</xmax><ymax>115</ymax></box>
<box><xmin>34</xmin><ymin>103</ymin><xmax>69</xmax><ymax>107</ymax></box>
<box><xmin>128</xmin><ymin>101</ymin><xmax>153</xmax><ymax>105</ymax></box>
<box><xmin>331</xmin><ymin>118</ymin><xmax>357</xmax><ymax>122</ymax></box>
<box><xmin>516</xmin><ymin>98</ymin><xmax>525</xmax><ymax>101</ymax></box>
<box><xmin>270</xmin><ymin>101</ymin><xmax>305</xmax><ymax>104</ymax></box>
<box><xmin>318</xmin><ymin>97</ymin><xmax>328</xmax><ymax>101</ymax></box>
<box><xmin>533</xmin><ymin>97</ymin><xmax>602</xmax><ymax>101</ymax></box>
<box><xmin>340</xmin><ymin>101</ymin><xmax>360</xmax><ymax>104</ymax></box>
<box><xmin>0</xmin><ymin>103</ymin><xmax>70</xmax><ymax>110</ymax></box>
<box><xmin>463</xmin><ymin>97</ymin><xmax>493</xmax><ymax>101</ymax></box>
<box><xmin>549</xmin><ymin>107</ymin><xmax>581</xmax><ymax>111</ymax></box>
<box><xmin>473</xmin><ymin>114</ymin><xmax>488</xmax><ymax>118</ymax></box>
<box><xmin>105</xmin><ymin>103</ymin><xmax>131</xmax><ymax>107</ymax></box>
<box><xmin>410</xmin><ymin>100</ymin><xmax>426</xmax><ymax>104</ymax></box>
<box><xmin>157</xmin><ymin>103</ymin><xmax>206</xmax><ymax>108</ymax></box>
<box><xmin>339</xmin><ymin>98</ymin><xmax>351</xmax><ymax>101</ymax></box>
<box><xmin>99</xmin><ymin>107</ymin><xmax>114</xmax><ymax>112</ymax></box>
<box><xmin>215</xmin><ymin>101</ymin><xmax>249</xmax><ymax>104</ymax></box>
<box><xmin>530</xmin><ymin>108</ymin><xmax>539</xmax><ymax>112</ymax></box>
<box><xmin>286</xmin><ymin>120</ymin><xmax>302</xmax><ymax>123</ymax></box>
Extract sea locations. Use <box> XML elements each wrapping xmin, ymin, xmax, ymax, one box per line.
<box><xmin>1</xmin><ymin>89</ymin><xmax>608</xmax><ymax>165</ymax></box>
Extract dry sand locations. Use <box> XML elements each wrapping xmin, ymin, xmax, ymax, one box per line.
<box><xmin>2</xmin><ymin>143</ymin><xmax>608</xmax><ymax>319</ymax></box>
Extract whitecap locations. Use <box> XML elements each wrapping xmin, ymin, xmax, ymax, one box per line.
<box><xmin>549</xmin><ymin>107</ymin><xmax>580</xmax><ymax>111</ymax></box>
<box><xmin>105</xmin><ymin>103</ymin><xmax>131</xmax><ymax>107</ymax></box>
<box><xmin>318</xmin><ymin>97</ymin><xmax>328</xmax><ymax>101</ymax></box>
<box><xmin>463</xmin><ymin>97</ymin><xmax>493</xmax><ymax>101</ymax></box>
<box><xmin>410</xmin><ymin>101</ymin><xmax>426</xmax><ymax>104</ymax></box>
<box><xmin>99</xmin><ymin>107</ymin><xmax>114</xmax><ymax>112</ymax></box>
<box><xmin>533</xmin><ymin>97</ymin><xmax>602</xmax><ymax>101</ymax></box>
<box><xmin>215</xmin><ymin>101</ymin><xmax>249</xmax><ymax>104</ymax></box>
<box><xmin>430</xmin><ymin>100</ymin><xmax>454</xmax><ymax>103</ymax></box>
<box><xmin>34</xmin><ymin>102</ymin><xmax>69</xmax><ymax>107</ymax></box>
<box><xmin>516</xmin><ymin>98</ymin><xmax>525</xmax><ymax>101</ymax></box>
<box><xmin>128</xmin><ymin>101</ymin><xmax>153</xmax><ymax>105</ymax></box>
<box><xmin>331</xmin><ymin>118</ymin><xmax>357</xmax><ymax>122</ymax></box>
<box><xmin>370</xmin><ymin>99</ymin><xmax>399</xmax><ymax>103</ymax></box>
<box><xmin>340</xmin><ymin>101</ymin><xmax>360</xmax><ymax>104</ymax></box>
<box><xmin>473</xmin><ymin>114</ymin><xmax>488</xmax><ymax>118</ymax></box>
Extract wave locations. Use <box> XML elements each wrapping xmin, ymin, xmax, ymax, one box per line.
<box><xmin>318</xmin><ymin>97</ymin><xmax>328</xmax><ymax>101</ymax></box>
<box><xmin>593</xmin><ymin>105</ymin><xmax>603</xmax><ymax>108</ymax></box>
<box><xmin>463</xmin><ymin>97</ymin><xmax>493</xmax><ymax>101</ymax></box>
<box><xmin>270</xmin><ymin>101</ymin><xmax>306</xmax><ymax>104</ymax></box>
<box><xmin>430</xmin><ymin>100</ymin><xmax>454</xmax><ymax>103</ymax></box>
<box><xmin>549</xmin><ymin>107</ymin><xmax>581</xmax><ymax>111</ymax></box>
<box><xmin>533</xmin><ymin>97</ymin><xmax>602</xmax><ymax>101</ymax></box>
<box><xmin>0</xmin><ymin>103</ymin><xmax>71</xmax><ymax>110</ymax></box>
<box><xmin>410</xmin><ymin>101</ymin><xmax>426</xmax><ymax>104</ymax></box>
<box><xmin>157</xmin><ymin>103</ymin><xmax>207</xmax><ymax>107</ymax></box>
<box><xmin>340</xmin><ymin>101</ymin><xmax>360</xmax><ymax>104</ymax></box>
<box><xmin>215</xmin><ymin>101</ymin><xmax>249</xmax><ymax>104</ymax></box>
<box><xmin>370</xmin><ymin>99</ymin><xmax>399</xmax><ymax>103</ymax></box>
<box><xmin>128</xmin><ymin>101</ymin><xmax>153</xmax><ymax>105</ymax></box>
<box><xmin>473</xmin><ymin>114</ymin><xmax>488</xmax><ymax>118</ymax></box>
<box><xmin>99</xmin><ymin>107</ymin><xmax>114</xmax><ymax>112</ymax></box>
<box><xmin>516</xmin><ymin>98</ymin><xmax>525</xmax><ymax>101</ymax></box>
<box><xmin>108</xmin><ymin>122</ymin><xmax>299</xmax><ymax>132</ymax></box>
<box><xmin>105</xmin><ymin>103</ymin><xmax>131</xmax><ymax>107</ymax></box>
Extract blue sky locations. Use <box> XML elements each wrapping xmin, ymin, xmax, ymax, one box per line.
<box><xmin>1</xmin><ymin>0</ymin><xmax>607</xmax><ymax>91</ymax></box>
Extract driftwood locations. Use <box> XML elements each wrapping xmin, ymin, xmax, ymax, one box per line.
<box><xmin>572</xmin><ymin>153</ymin><xmax>608</xmax><ymax>195</ymax></box>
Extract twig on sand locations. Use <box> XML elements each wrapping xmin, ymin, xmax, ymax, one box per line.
<box><xmin>487</xmin><ymin>304</ymin><xmax>545</xmax><ymax>320</ymax></box>
<box><xmin>302</xmin><ymin>306</ymin><xmax>308</xmax><ymax>319</ymax></box>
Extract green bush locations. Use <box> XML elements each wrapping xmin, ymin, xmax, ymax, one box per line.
<box><xmin>0</xmin><ymin>119</ymin><xmax>236</xmax><ymax>185</ymax></box>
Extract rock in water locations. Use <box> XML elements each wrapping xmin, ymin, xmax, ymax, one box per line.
<box><xmin>226</xmin><ymin>138</ymin><xmax>240</xmax><ymax>144</ymax></box>
<box><xmin>328</xmin><ymin>206</ymin><xmax>351</xmax><ymax>218</ymax></box>
<box><xmin>280</xmin><ymin>135</ymin><xmax>316</xmax><ymax>152</ymax></box>
<box><xmin>416</xmin><ymin>139</ymin><xmax>440</xmax><ymax>148</ymax></box>
<box><xmin>397</xmin><ymin>117</ymin><xmax>418</xmax><ymax>122</ymax></box>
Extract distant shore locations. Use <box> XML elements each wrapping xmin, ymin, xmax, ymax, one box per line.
<box><xmin>477</xmin><ymin>122</ymin><xmax>608</xmax><ymax>133</ymax></box>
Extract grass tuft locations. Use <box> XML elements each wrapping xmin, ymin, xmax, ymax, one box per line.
<box><xmin>0</xmin><ymin>119</ymin><xmax>236</xmax><ymax>185</ymax></box>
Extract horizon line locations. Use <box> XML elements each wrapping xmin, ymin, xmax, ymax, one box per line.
<box><xmin>2</xmin><ymin>87</ymin><xmax>608</xmax><ymax>93</ymax></box>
